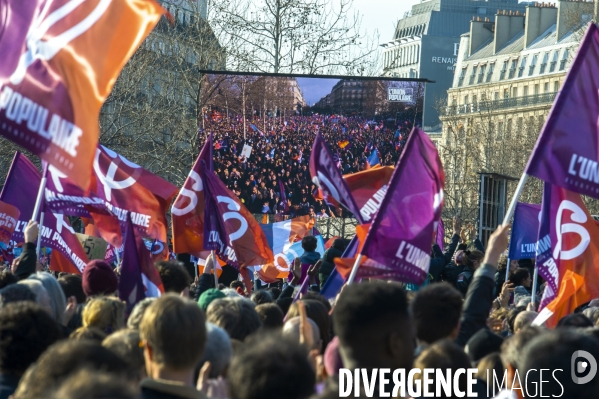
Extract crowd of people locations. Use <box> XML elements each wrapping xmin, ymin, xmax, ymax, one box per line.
<box><xmin>207</xmin><ymin>114</ymin><xmax>414</xmax><ymax>218</ymax></box>
<box><xmin>1</xmin><ymin>213</ymin><xmax>598</xmax><ymax>399</ymax></box>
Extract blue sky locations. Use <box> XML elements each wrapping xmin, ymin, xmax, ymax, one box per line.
<box><xmin>296</xmin><ymin>78</ymin><xmax>340</xmax><ymax>106</ymax></box>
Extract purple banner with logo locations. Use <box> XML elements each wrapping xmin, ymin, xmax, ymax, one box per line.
<box><xmin>536</xmin><ymin>183</ymin><xmax>561</xmax><ymax>311</ymax></box>
<box><xmin>525</xmin><ymin>23</ymin><xmax>599</xmax><ymax>199</ymax></box>
<box><xmin>310</xmin><ymin>133</ymin><xmax>364</xmax><ymax>223</ymax></box>
<box><xmin>359</xmin><ymin>128</ymin><xmax>445</xmax><ymax>284</ymax></box>
<box><xmin>0</xmin><ymin>152</ymin><xmax>88</xmax><ymax>274</ymax></box>
<box><xmin>508</xmin><ymin>202</ymin><xmax>542</xmax><ymax>260</ymax></box>
<box><xmin>202</xmin><ymin>162</ymin><xmax>273</xmax><ymax>268</ymax></box>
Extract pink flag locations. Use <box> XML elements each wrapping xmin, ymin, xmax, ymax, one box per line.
<box><xmin>356</xmin><ymin>128</ymin><xmax>445</xmax><ymax>284</ymax></box>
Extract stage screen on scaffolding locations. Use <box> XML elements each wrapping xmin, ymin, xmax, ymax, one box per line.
<box><xmin>199</xmin><ymin>71</ymin><xmax>425</xmax><ymax>129</ymax></box>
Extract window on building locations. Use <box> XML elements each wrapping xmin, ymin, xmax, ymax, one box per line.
<box><xmin>534</xmin><ymin>84</ymin><xmax>539</xmax><ymax>95</ymax></box>
<box><xmin>554</xmin><ymin>81</ymin><xmax>560</xmax><ymax>92</ymax></box>
<box><xmin>512</xmin><ymin>87</ymin><xmax>518</xmax><ymax>97</ymax></box>
<box><xmin>494</xmin><ymin>92</ymin><xmax>499</xmax><ymax>100</ymax></box>
<box><xmin>500</xmin><ymin>60</ymin><xmax>509</xmax><ymax>80</ymax></box>
<box><xmin>506</xmin><ymin>119</ymin><xmax>513</xmax><ymax>138</ymax></box>
<box><xmin>486</xmin><ymin>62</ymin><xmax>495</xmax><ymax>82</ymax></box>
<box><xmin>508</xmin><ymin>59</ymin><xmax>518</xmax><ymax>79</ymax></box>
<box><xmin>529</xmin><ymin>54</ymin><xmax>538</xmax><ymax>76</ymax></box>
<box><xmin>518</xmin><ymin>56</ymin><xmax>527</xmax><ymax>78</ymax></box>
<box><xmin>560</xmin><ymin>49</ymin><xmax>569</xmax><ymax>70</ymax></box>
<box><xmin>497</xmin><ymin>121</ymin><xmax>504</xmax><ymax>141</ymax></box>
<box><xmin>478</xmin><ymin>65</ymin><xmax>486</xmax><ymax>83</ymax></box>
<box><xmin>517</xmin><ymin>117</ymin><xmax>523</xmax><ymax>131</ymax></box>
<box><xmin>550</xmin><ymin>50</ymin><xmax>559</xmax><ymax>72</ymax></box>
<box><xmin>540</xmin><ymin>52</ymin><xmax>549</xmax><ymax>73</ymax></box>
<box><xmin>523</xmin><ymin>86</ymin><xmax>529</xmax><ymax>96</ymax></box>
<box><xmin>458</xmin><ymin>67</ymin><xmax>467</xmax><ymax>86</ymax></box>
<box><xmin>464</xmin><ymin>95</ymin><xmax>469</xmax><ymax>104</ymax></box>
<box><xmin>544</xmin><ymin>82</ymin><xmax>549</xmax><ymax>93</ymax></box>
<box><xmin>469</xmin><ymin>66</ymin><xmax>478</xmax><ymax>85</ymax></box>
<box><xmin>503</xmin><ymin>88</ymin><xmax>509</xmax><ymax>98</ymax></box>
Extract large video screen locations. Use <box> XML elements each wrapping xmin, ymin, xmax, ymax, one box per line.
<box><xmin>197</xmin><ymin>72</ymin><xmax>425</xmax><ymax>217</ymax></box>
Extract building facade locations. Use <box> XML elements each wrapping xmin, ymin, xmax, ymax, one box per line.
<box><xmin>381</xmin><ymin>0</ymin><xmax>528</xmax><ymax>134</ymax></box>
<box><xmin>438</xmin><ymin>0</ymin><xmax>591</xmax><ymax>223</ymax></box>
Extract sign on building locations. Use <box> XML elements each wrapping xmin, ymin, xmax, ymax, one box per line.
<box><xmin>388</xmin><ymin>87</ymin><xmax>414</xmax><ymax>102</ymax></box>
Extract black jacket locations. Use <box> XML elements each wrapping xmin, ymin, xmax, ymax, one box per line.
<box><xmin>456</xmin><ymin>262</ymin><xmax>497</xmax><ymax>347</ymax></box>
<box><xmin>318</xmin><ymin>247</ymin><xmax>343</xmax><ymax>289</ymax></box>
<box><xmin>429</xmin><ymin>234</ymin><xmax>460</xmax><ymax>283</ymax></box>
<box><xmin>14</xmin><ymin>242</ymin><xmax>36</xmax><ymax>280</ymax></box>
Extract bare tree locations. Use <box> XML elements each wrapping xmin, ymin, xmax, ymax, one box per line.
<box><xmin>210</xmin><ymin>0</ymin><xmax>380</xmax><ymax>75</ymax></box>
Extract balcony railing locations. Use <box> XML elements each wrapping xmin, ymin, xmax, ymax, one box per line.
<box><xmin>442</xmin><ymin>92</ymin><xmax>557</xmax><ymax>116</ymax></box>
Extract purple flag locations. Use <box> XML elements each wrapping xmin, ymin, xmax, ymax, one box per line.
<box><xmin>525</xmin><ymin>23</ymin><xmax>599</xmax><ymax>198</ymax></box>
<box><xmin>358</xmin><ymin>128</ymin><xmax>445</xmax><ymax>284</ymax></box>
<box><xmin>202</xmin><ymin>161</ymin><xmax>274</xmax><ymax>268</ymax></box>
<box><xmin>278</xmin><ymin>180</ymin><xmax>289</xmax><ymax>212</ymax></box>
<box><xmin>0</xmin><ymin>152</ymin><xmax>88</xmax><ymax>274</ymax></box>
<box><xmin>310</xmin><ymin>133</ymin><xmax>365</xmax><ymax>223</ymax></box>
<box><xmin>436</xmin><ymin>218</ymin><xmax>445</xmax><ymax>251</ymax></box>
<box><xmin>508</xmin><ymin>202</ymin><xmax>542</xmax><ymax>260</ymax></box>
<box><xmin>119</xmin><ymin>216</ymin><xmax>146</xmax><ymax>313</ymax></box>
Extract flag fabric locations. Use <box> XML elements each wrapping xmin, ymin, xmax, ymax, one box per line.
<box><xmin>508</xmin><ymin>202</ymin><xmax>542</xmax><ymax>260</ymax></box>
<box><xmin>533</xmin><ymin>182</ymin><xmax>599</xmax><ymax>327</ymax></box>
<box><xmin>436</xmin><ymin>218</ymin><xmax>445</xmax><ymax>252</ymax></box>
<box><xmin>278</xmin><ymin>180</ymin><xmax>289</xmax><ymax>212</ymax></box>
<box><xmin>171</xmin><ymin>134</ymin><xmax>213</xmax><ymax>256</ymax></box>
<box><xmin>366</xmin><ymin>149</ymin><xmax>380</xmax><ymax>169</ymax></box>
<box><xmin>119</xmin><ymin>215</ymin><xmax>164</xmax><ymax>313</ymax></box>
<box><xmin>338</xmin><ymin>140</ymin><xmax>350</xmax><ymax>149</ymax></box>
<box><xmin>352</xmin><ymin>128</ymin><xmax>445</xmax><ymax>284</ymax></box>
<box><xmin>0</xmin><ymin>200</ymin><xmax>20</xmax><ymax>244</ymax></box>
<box><xmin>202</xmin><ymin>161</ymin><xmax>273</xmax><ymax>268</ymax></box>
<box><xmin>525</xmin><ymin>23</ymin><xmax>599</xmax><ymax>199</ymax></box>
<box><xmin>45</xmin><ymin>145</ymin><xmax>178</xmax><ymax>247</ymax></box>
<box><xmin>255</xmin><ymin>216</ymin><xmax>315</xmax><ymax>282</ymax></box>
<box><xmin>310</xmin><ymin>133</ymin><xmax>365</xmax><ymax>224</ymax></box>
<box><xmin>320</xmin><ymin>236</ymin><xmax>359</xmax><ymax>299</ymax></box>
<box><xmin>0</xmin><ymin>152</ymin><xmax>88</xmax><ymax>274</ymax></box>
<box><xmin>0</xmin><ymin>0</ymin><xmax>164</xmax><ymax>190</ymax></box>
<box><xmin>104</xmin><ymin>244</ymin><xmax>123</xmax><ymax>265</ymax></box>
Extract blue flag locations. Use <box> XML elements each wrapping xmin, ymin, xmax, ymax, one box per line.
<box><xmin>508</xmin><ymin>202</ymin><xmax>542</xmax><ymax>259</ymax></box>
<box><xmin>319</xmin><ymin>236</ymin><xmax>359</xmax><ymax>299</ymax></box>
<box><xmin>367</xmin><ymin>149</ymin><xmax>380</xmax><ymax>168</ymax></box>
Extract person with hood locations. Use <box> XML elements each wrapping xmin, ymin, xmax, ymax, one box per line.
<box><xmin>318</xmin><ymin>238</ymin><xmax>349</xmax><ymax>289</ymax></box>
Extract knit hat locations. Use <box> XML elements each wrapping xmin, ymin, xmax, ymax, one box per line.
<box><xmin>82</xmin><ymin>260</ymin><xmax>118</xmax><ymax>297</ymax></box>
<box><xmin>198</xmin><ymin>288</ymin><xmax>225</xmax><ymax>312</ymax></box>
<box><xmin>465</xmin><ymin>329</ymin><xmax>504</xmax><ymax>365</ymax></box>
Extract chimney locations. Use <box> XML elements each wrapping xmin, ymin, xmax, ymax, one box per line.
<box><xmin>557</xmin><ymin>0</ymin><xmax>594</xmax><ymax>42</ymax></box>
<box><xmin>494</xmin><ymin>11</ymin><xmax>525</xmax><ymax>54</ymax></box>
<box><xmin>469</xmin><ymin>18</ymin><xmax>495</xmax><ymax>56</ymax></box>
<box><xmin>524</xmin><ymin>3</ymin><xmax>557</xmax><ymax>48</ymax></box>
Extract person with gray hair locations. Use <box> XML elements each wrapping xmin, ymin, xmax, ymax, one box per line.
<box><xmin>513</xmin><ymin>310</ymin><xmax>538</xmax><ymax>333</ymax></box>
<box><xmin>126</xmin><ymin>297</ymin><xmax>156</xmax><ymax>330</ymax></box>
<box><xmin>18</xmin><ymin>280</ymin><xmax>52</xmax><ymax>317</ymax></box>
<box><xmin>197</xmin><ymin>322</ymin><xmax>233</xmax><ymax>379</ymax></box>
<box><xmin>282</xmin><ymin>316</ymin><xmax>321</xmax><ymax>353</ymax></box>
<box><xmin>28</xmin><ymin>272</ymin><xmax>68</xmax><ymax>325</ymax></box>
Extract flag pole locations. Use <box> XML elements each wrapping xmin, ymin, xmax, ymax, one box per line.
<box><xmin>531</xmin><ymin>265</ymin><xmax>539</xmax><ymax>306</ymax></box>
<box><xmin>505</xmin><ymin>257</ymin><xmax>511</xmax><ymax>282</ymax></box>
<box><xmin>346</xmin><ymin>254</ymin><xmax>363</xmax><ymax>285</ymax></box>
<box><xmin>502</xmin><ymin>174</ymin><xmax>529</xmax><ymax>225</ymax></box>
<box><xmin>31</xmin><ymin>163</ymin><xmax>48</xmax><ymax>223</ymax></box>
<box><xmin>36</xmin><ymin>212</ymin><xmax>44</xmax><ymax>257</ymax></box>
<box><xmin>115</xmin><ymin>248</ymin><xmax>121</xmax><ymax>266</ymax></box>
<box><xmin>211</xmin><ymin>250</ymin><xmax>218</xmax><ymax>287</ymax></box>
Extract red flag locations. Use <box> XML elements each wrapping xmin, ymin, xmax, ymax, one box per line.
<box><xmin>533</xmin><ymin>184</ymin><xmax>599</xmax><ymax>328</ymax></box>
<box><xmin>0</xmin><ymin>200</ymin><xmax>20</xmax><ymax>244</ymax></box>
<box><xmin>0</xmin><ymin>0</ymin><xmax>165</xmax><ymax>190</ymax></box>
<box><xmin>171</xmin><ymin>134</ymin><xmax>213</xmax><ymax>256</ymax></box>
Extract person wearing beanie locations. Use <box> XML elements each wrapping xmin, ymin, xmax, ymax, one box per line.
<box><xmin>82</xmin><ymin>260</ymin><xmax>118</xmax><ymax>298</ymax></box>
<box><xmin>198</xmin><ymin>288</ymin><xmax>225</xmax><ymax>312</ymax></box>
<box><xmin>465</xmin><ymin>328</ymin><xmax>504</xmax><ymax>365</ymax></box>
